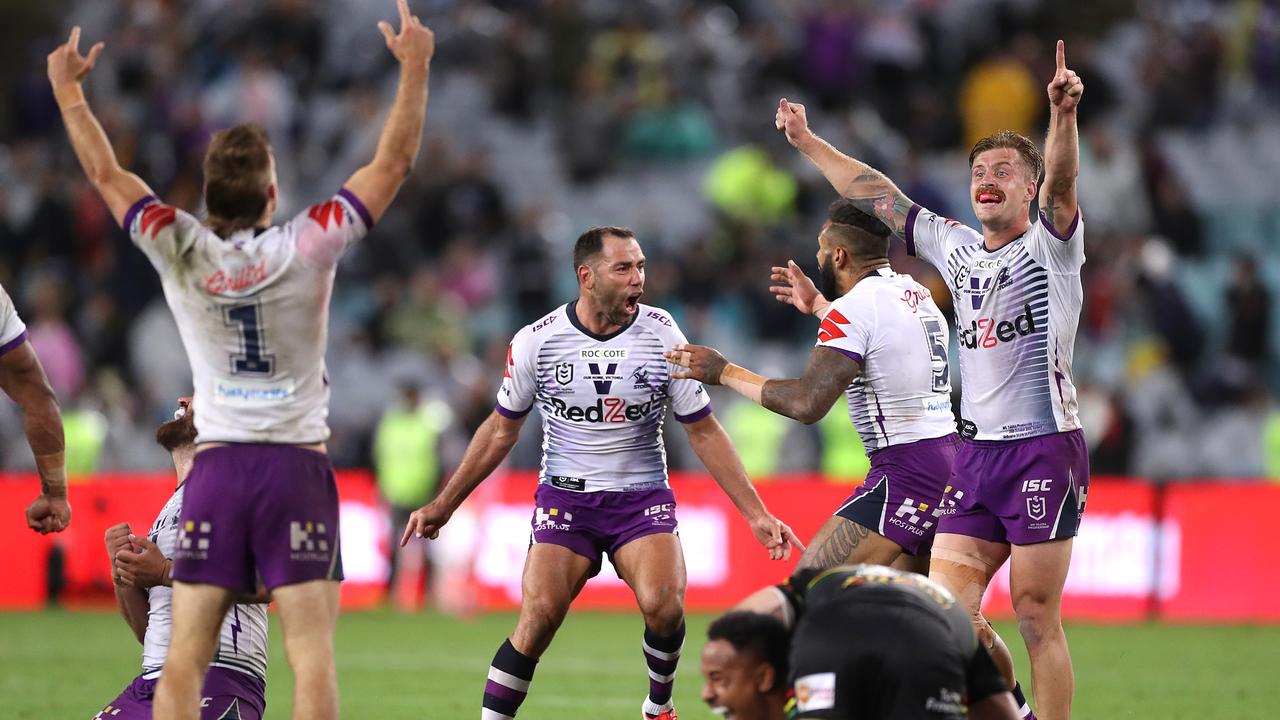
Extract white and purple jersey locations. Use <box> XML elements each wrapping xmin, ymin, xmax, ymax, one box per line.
<box><xmin>141</xmin><ymin>483</ymin><xmax>269</xmax><ymax>681</ymax></box>
<box><xmin>906</xmin><ymin>205</ymin><xmax>1084</xmax><ymax>441</ymax></box>
<box><xmin>0</xmin><ymin>283</ymin><xmax>27</xmax><ymax>358</ymax></box>
<box><xmin>124</xmin><ymin>190</ymin><xmax>373</xmax><ymax>444</ymax></box>
<box><xmin>496</xmin><ymin>303</ymin><xmax>712</xmax><ymax>492</ymax></box>
<box><xmin>815</xmin><ymin>269</ymin><xmax>956</xmax><ymax>453</ymax></box>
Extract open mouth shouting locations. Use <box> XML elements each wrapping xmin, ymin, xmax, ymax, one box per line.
<box><xmin>624</xmin><ymin>292</ymin><xmax>642</xmax><ymax>315</ymax></box>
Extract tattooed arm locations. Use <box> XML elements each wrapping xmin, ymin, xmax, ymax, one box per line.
<box><xmin>1040</xmin><ymin>40</ymin><xmax>1083</xmax><ymax>234</ymax></box>
<box><xmin>775</xmin><ymin>99</ymin><xmax>915</xmax><ymax>235</ymax></box>
<box><xmin>667</xmin><ymin>344</ymin><xmax>861</xmax><ymax>425</ymax></box>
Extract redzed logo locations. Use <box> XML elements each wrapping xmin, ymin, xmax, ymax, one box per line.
<box><xmin>818</xmin><ymin>309</ymin><xmax>851</xmax><ymax>343</ymax></box>
<box><xmin>959</xmin><ymin>303</ymin><xmax>1037</xmax><ymax>349</ymax></box>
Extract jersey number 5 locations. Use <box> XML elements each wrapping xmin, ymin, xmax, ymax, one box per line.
<box><xmin>225</xmin><ymin>303</ymin><xmax>275</xmax><ymax>376</ymax></box>
<box><xmin>919</xmin><ymin>317</ymin><xmax>949</xmax><ymax>393</ymax></box>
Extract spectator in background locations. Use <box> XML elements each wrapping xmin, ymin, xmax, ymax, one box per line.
<box><xmin>958</xmin><ymin>35</ymin><xmax>1041</xmax><ymax>147</ymax></box>
<box><xmin>374</xmin><ymin>382</ymin><xmax>451</xmax><ymax>601</ymax></box>
<box><xmin>1220</xmin><ymin>254</ymin><xmax>1272</xmax><ymax>401</ymax></box>
<box><xmin>24</xmin><ymin>272</ymin><xmax>85</xmax><ymax>400</ymax></box>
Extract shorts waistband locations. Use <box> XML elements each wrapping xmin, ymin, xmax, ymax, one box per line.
<box><xmin>539</xmin><ymin>477</ymin><xmax>669</xmax><ymax>493</ymax></box>
<box><xmin>963</xmin><ymin>428</ymin><xmax>1084</xmax><ymax>448</ymax></box>
<box><xmin>869</xmin><ymin>433</ymin><xmax>959</xmax><ymax>456</ymax></box>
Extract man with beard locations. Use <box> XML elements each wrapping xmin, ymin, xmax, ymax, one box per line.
<box><xmin>98</xmin><ymin>398</ymin><xmax>269</xmax><ymax>719</ymax></box>
<box><xmin>668</xmin><ymin>199</ymin><xmax>959</xmax><ymax>577</ymax></box>
<box><xmin>699</xmin><ymin>565</ymin><xmax>1019</xmax><ymax>720</ymax></box>
<box><xmin>402</xmin><ymin>226</ymin><xmax>801</xmax><ymax>720</ymax></box>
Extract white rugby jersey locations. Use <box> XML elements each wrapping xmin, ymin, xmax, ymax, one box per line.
<box><xmin>141</xmin><ymin>484</ymin><xmax>269</xmax><ymax>680</ymax></box>
<box><xmin>125</xmin><ymin>190</ymin><xmax>372</xmax><ymax>443</ymax></box>
<box><xmin>815</xmin><ymin>269</ymin><xmax>956</xmax><ymax>453</ymax></box>
<box><xmin>0</xmin><ymin>283</ymin><xmax>27</xmax><ymax>357</ymax></box>
<box><xmin>906</xmin><ymin>205</ymin><xmax>1084</xmax><ymax>440</ymax></box>
<box><xmin>496</xmin><ymin>302</ymin><xmax>712</xmax><ymax>492</ymax></box>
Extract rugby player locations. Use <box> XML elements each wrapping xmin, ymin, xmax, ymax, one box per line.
<box><xmin>402</xmin><ymin>226</ymin><xmax>802</xmax><ymax>720</ymax></box>
<box><xmin>667</xmin><ymin>198</ymin><xmax>958</xmax><ymax>576</ymax></box>
<box><xmin>702</xmin><ymin>565</ymin><xmax>1020</xmax><ymax>720</ymax></box>
<box><xmin>774</xmin><ymin>41</ymin><xmax>1087</xmax><ymax>720</ymax></box>
<box><xmin>1</xmin><ymin>283</ymin><xmax>70</xmax><ymax>535</ymax></box>
<box><xmin>98</xmin><ymin>398</ymin><xmax>269</xmax><ymax>719</ymax></box>
<box><xmin>49</xmin><ymin>3</ymin><xmax>434</xmax><ymax>718</ymax></box>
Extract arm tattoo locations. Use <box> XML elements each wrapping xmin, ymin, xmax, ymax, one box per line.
<box><xmin>798</xmin><ymin>518</ymin><xmax>873</xmax><ymax>570</ymax></box>
<box><xmin>761</xmin><ymin>348</ymin><xmax>861</xmax><ymax>424</ymax></box>
<box><xmin>842</xmin><ymin>170</ymin><xmax>913</xmax><ymax>235</ymax></box>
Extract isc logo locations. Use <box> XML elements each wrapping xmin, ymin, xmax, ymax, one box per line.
<box><xmin>644</xmin><ymin>503</ymin><xmax>674</xmax><ymax>516</ymax></box>
<box><xmin>1022</xmin><ymin>479</ymin><xmax>1053</xmax><ymax>493</ymax></box>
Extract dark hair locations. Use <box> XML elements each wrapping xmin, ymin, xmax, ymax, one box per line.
<box><xmin>968</xmin><ymin>130</ymin><xmax>1044</xmax><ymax>182</ymax></box>
<box><xmin>825</xmin><ymin>199</ymin><xmax>891</xmax><ymax>260</ymax></box>
<box><xmin>573</xmin><ymin>226</ymin><xmax>636</xmax><ymax>270</ymax></box>
<box><xmin>155</xmin><ymin>410</ymin><xmax>198</xmax><ymax>452</ymax></box>
<box><xmin>203</xmin><ymin>124</ymin><xmax>273</xmax><ymax>238</ymax></box>
<box><xmin>706</xmin><ymin>611</ymin><xmax>791</xmax><ymax>690</ymax></box>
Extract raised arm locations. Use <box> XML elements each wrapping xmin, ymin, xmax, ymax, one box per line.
<box><xmin>776</xmin><ymin>99</ymin><xmax>915</xmax><ymax>235</ymax></box>
<box><xmin>681</xmin><ymin>414</ymin><xmax>803</xmax><ymax>561</ymax></box>
<box><xmin>667</xmin><ymin>344</ymin><xmax>860</xmax><ymax>426</ymax></box>
<box><xmin>49</xmin><ymin>27</ymin><xmax>153</xmax><ymax>227</ymax></box>
<box><xmin>400</xmin><ymin>409</ymin><xmax>524</xmax><ymax>545</ymax></box>
<box><xmin>344</xmin><ymin>0</ymin><xmax>434</xmax><ymax>224</ymax></box>
<box><xmin>1039</xmin><ymin>40</ymin><xmax>1083</xmax><ymax>234</ymax></box>
<box><xmin>1</xmin><ymin>341</ymin><xmax>69</xmax><ymax>533</ymax></box>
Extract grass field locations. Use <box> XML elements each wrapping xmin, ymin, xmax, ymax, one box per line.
<box><xmin>1</xmin><ymin>609</ymin><xmax>1275</xmax><ymax>719</ymax></box>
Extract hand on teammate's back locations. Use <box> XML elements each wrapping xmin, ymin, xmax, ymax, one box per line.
<box><xmin>46</xmin><ymin>26</ymin><xmax>103</xmax><ymax>92</ymax></box>
<box><xmin>770</xmin><ymin>260</ymin><xmax>830</xmax><ymax>317</ymax></box>
<box><xmin>1047</xmin><ymin>40</ymin><xmax>1084</xmax><ymax>113</ymax></box>
<box><xmin>378</xmin><ymin>0</ymin><xmax>435</xmax><ymax>68</ymax></box>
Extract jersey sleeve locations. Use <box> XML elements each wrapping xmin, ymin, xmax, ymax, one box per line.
<box><xmin>292</xmin><ymin>188</ymin><xmax>375</xmax><ymax>268</ymax></box>
<box><xmin>495</xmin><ymin>327</ymin><xmax>537</xmax><ymax>418</ymax></box>
<box><xmin>815</xmin><ymin>294</ymin><xmax>872</xmax><ymax>365</ymax></box>
<box><xmin>904</xmin><ymin>203</ymin><xmax>980</xmax><ymax>271</ymax></box>
<box><xmin>0</xmin><ymin>284</ymin><xmax>28</xmax><ymax>356</ymax></box>
<box><xmin>1023</xmin><ymin>208</ymin><xmax>1085</xmax><ymax>273</ymax></box>
<box><xmin>662</xmin><ymin>315</ymin><xmax>712</xmax><ymax>423</ymax></box>
<box><xmin>122</xmin><ymin>195</ymin><xmax>202</xmax><ymax>271</ymax></box>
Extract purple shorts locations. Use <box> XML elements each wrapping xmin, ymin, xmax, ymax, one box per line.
<box><xmin>835</xmin><ymin>434</ymin><xmax>960</xmax><ymax>555</ymax></box>
<box><xmin>530</xmin><ymin>484</ymin><xmax>677</xmax><ymax>575</ymax></box>
<box><xmin>937</xmin><ymin>429</ymin><xmax>1090</xmax><ymax>545</ymax></box>
<box><xmin>172</xmin><ymin>444</ymin><xmax>343</xmax><ymax>594</ymax></box>
<box><xmin>95</xmin><ymin>666</ymin><xmax>265</xmax><ymax>719</ymax></box>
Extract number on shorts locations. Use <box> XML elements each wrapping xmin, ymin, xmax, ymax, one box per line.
<box><xmin>225</xmin><ymin>303</ymin><xmax>274</xmax><ymax>376</ymax></box>
<box><xmin>920</xmin><ymin>317</ymin><xmax>949</xmax><ymax>393</ymax></box>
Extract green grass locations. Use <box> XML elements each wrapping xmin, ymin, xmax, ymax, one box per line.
<box><xmin>1</xmin><ymin>610</ymin><xmax>1276</xmax><ymax>718</ymax></box>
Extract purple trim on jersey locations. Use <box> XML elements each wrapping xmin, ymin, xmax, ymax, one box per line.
<box><xmin>1038</xmin><ymin>208</ymin><xmax>1079</xmax><ymax>241</ymax></box>
<box><xmin>824</xmin><ymin>346</ymin><xmax>863</xmax><ymax>365</ymax></box>
<box><xmin>495</xmin><ymin>401</ymin><xmax>532</xmax><ymax>419</ymax></box>
<box><xmin>0</xmin><ymin>329</ymin><xmax>27</xmax><ymax>358</ymax></box>
<box><xmin>904</xmin><ymin>203</ymin><xmax>922</xmax><ymax>256</ymax></box>
<box><xmin>122</xmin><ymin>194</ymin><xmax>158</xmax><ymax>231</ymax></box>
<box><xmin>338</xmin><ymin>188</ymin><xmax>374</xmax><ymax>229</ymax></box>
<box><xmin>674</xmin><ymin>402</ymin><xmax>713</xmax><ymax>424</ymax></box>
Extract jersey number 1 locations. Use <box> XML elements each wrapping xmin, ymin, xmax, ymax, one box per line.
<box><xmin>225</xmin><ymin>303</ymin><xmax>274</xmax><ymax>376</ymax></box>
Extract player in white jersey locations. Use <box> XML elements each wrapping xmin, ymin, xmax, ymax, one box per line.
<box><xmin>50</xmin><ymin>5</ymin><xmax>434</xmax><ymax>718</ymax></box>
<box><xmin>668</xmin><ymin>199</ymin><xmax>960</xmax><ymax>574</ymax></box>
<box><xmin>774</xmin><ymin>41</ymin><xmax>1087</xmax><ymax>720</ymax></box>
<box><xmin>98</xmin><ymin>398</ymin><xmax>269</xmax><ymax>720</ymax></box>
<box><xmin>0</xmin><ymin>283</ymin><xmax>71</xmax><ymax>535</ymax></box>
<box><xmin>402</xmin><ymin>227</ymin><xmax>801</xmax><ymax>720</ymax></box>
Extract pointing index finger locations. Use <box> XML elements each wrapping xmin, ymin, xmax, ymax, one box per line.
<box><xmin>398</xmin><ymin>0</ymin><xmax>411</xmax><ymax>25</ymax></box>
<box><xmin>1056</xmin><ymin>39</ymin><xmax>1065</xmax><ymax>71</ymax></box>
<box><xmin>69</xmin><ymin>26</ymin><xmax>81</xmax><ymax>52</ymax></box>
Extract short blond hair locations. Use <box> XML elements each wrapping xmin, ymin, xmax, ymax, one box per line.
<box><xmin>968</xmin><ymin>130</ymin><xmax>1043</xmax><ymax>182</ymax></box>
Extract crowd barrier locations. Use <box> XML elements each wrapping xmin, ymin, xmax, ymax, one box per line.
<box><xmin>2</xmin><ymin>471</ymin><xmax>1276</xmax><ymax>621</ymax></box>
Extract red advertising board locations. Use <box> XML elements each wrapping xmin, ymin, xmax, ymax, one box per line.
<box><xmin>2</xmin><ymin>471</ymin><xmax>1278</xmax><ymax>621</ymax></box>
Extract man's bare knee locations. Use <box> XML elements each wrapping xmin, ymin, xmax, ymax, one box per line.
<box><xmin>1013</xmin><ymin>595</ymin><xmax>1060</xmax><ymax>650</ymax></box>
<box><xmin>635</xmin><ymin>583</ymin><xmax>685</xmax><ymax>634</ymax></box>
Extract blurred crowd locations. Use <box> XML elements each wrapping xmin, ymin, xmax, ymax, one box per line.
<box><xmin>2</xmin><ymin>0</ymin><xmax>1280</xmax><ymax>482</ymax></box>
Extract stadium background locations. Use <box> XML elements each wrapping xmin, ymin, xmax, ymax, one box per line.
<box><xmin>1</xmin><ymin>0</ymin><xmax>1278</xmax><ymax>717</ymax></box>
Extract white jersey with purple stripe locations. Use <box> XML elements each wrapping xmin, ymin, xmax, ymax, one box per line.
<box><xmin>905</xmin><ymin>205</ymin><xmax>1084</xmax><ymax>441</ymax></box>
<box><xmin>142</xmin><ymin>483</ymin><xmax>269</xmax><ymax>681</ymax></box>
<box><xmin>0</xmin><ymin>283</ymin><xmax>28</xmax><ymax>357</ymax></box>
<box><xmin>496</xmin><ymin>302</ymin><xmax>712</xmax><ymax>492</ymax></box>
<box><xmin>815</xmin><ymin>268</ymin><xmax>956</xmax><ymax>452</ymax></box>
<box><xmin>124</xmin><ymin>190</ymin><xmax>373</xmax><ymax>444</ymax></box>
